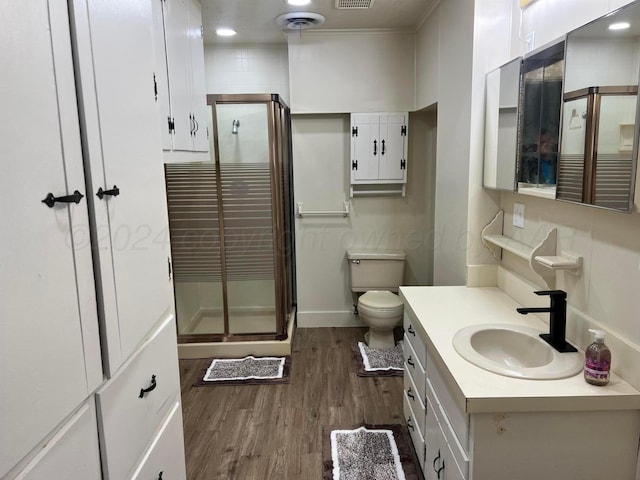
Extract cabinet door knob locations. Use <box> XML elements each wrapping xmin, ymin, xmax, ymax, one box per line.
<box><xmin>42</xmin><ymin>190</ymin><xmax>84</xmax><ymax>208</ymax></box>
<box><xmin>139</xmin><ymin>374</ymin><xmax>157</xmax><ymax>398</ymax></box>
<box><xmin>96</xmin><ymin>185</ymin><xmax>120</xmax><ymax>200</ymax></box>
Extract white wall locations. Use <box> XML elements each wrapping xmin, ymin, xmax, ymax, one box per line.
<box><xmin>203</xmin><ymin>44</ymin><xmax>290</xmax><ymax>105</ymax></box>
<box><xmin>292</xmin><ymin>113</ymin><xmax>435</xmax><ymax>327</ymax></box>
<box><xmin>287</xmin><ymin>30</ymin><xmax>415</xmax><ymax>113</ymax></box>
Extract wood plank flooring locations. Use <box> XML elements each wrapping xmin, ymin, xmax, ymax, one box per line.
<box><xmin>179</xmin><ymin>327</ymin><xmax>407</xmax><ymax>479</ymax></box>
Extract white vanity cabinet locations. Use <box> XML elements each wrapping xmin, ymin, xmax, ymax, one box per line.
<box><xmin>155</xmin><ymin>0</ymin><xmax>209</xmax><ymax>157</ymax></box>
<box><xmin>401</xmin><ymin>286</ymin><xmax>640</xmax><ymax>480</ymax></box>
<box><xmin>350</xmin><ymin>112</ymin><xmax>408</xmax><ymax>196</ymax></box>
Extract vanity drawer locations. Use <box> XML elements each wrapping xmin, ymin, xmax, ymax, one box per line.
<box><xmin>404</xmin><ymin>366</ymin><xmax>425</xmax><ymax>432</ymax></box>
<box><xmin>403</xmin><ymin>336</ymin><xmax>426</xmax><ymax>400</ymax></box>
<box><xmin>403</xmin><ymin>312</ymin><xmax>427</xmax><ymax>368</ymax></box>
<box><xmin>426</xmin><ymin>349</ymin><xmax>468</xmax><ymax>452</ymax></box>
<box><xmin>96</xmin><ymin>316</ymin><xmax>180</xmax><ymax>480</ymax></box>
<box><xmin>426</xmin><ymin>378</ymin><xmax>469</xmax><ymax>478</ymax></box>
<box><xmin>130</xmin><ymin>401</ymin><xmax>186</xmax><ymax>480</ymax></box>
<box><xmin>403</xmin><ymin>392</ymin><xmax>425</xmax><ymax>472</ymax></box>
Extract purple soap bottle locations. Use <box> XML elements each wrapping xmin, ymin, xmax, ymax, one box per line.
<box><xmin>584</xmin><ymin>329</ymin><xmax>611</xmax><ymax>386</ymax></box>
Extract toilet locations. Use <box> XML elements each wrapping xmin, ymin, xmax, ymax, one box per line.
<box><xmin>347</xmin><ymin>250</ymin><xmax>406</xmax><ymax>349</ymax></box>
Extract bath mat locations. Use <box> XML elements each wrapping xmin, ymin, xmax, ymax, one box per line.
<box><xmin>322</xmin><ymin>424</ymin><xmax>420</xmax><ymax>480</ymax></box>
<box><xmin>192</xmin><ymin>355</ymin><xmax>291</xmax><ymax>386</ymax></box>
<box><xmin>351</xmin><ymin>342</ymin><xmax>404</xmax><ymax>377</ymax></box>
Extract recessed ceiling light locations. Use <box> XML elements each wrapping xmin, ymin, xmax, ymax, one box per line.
<box><xmin>609</xmin><ymin>22</ymin><xmax>630</xmax><ymax>30</ymax></box>
<box><xmin>287</xmin><ymin>0</ymin><xmax>312</xmax><ymax>5</ymax></box>
<box><xmin>216</xmin><ymin>28</ymin><xmax>237</xmax><ymax>37</ymax></box>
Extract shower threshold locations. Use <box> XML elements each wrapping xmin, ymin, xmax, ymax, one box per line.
<box><xmin>177</xmin><ymin>311</ymin><xmax>295</xmax><ymax>359</ymax></box>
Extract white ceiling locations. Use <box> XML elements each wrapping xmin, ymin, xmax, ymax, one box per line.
<box><xmin>201</xmin><ymin>0</ymin><xmax>438</xmax><ymax>45</ymax></box>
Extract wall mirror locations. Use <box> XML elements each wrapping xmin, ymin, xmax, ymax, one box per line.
<box><xmin>516</xmin><ymin>40</ymin><xmax>565</xmax><ymax>199</ymax></box>
<box><xmin>557</xmin><ymin>1</ymin><xmax>640</xmax><ymax>212</ymax></box>
<box><xmin>484</xmin><ymin>57</ymin><xmax>521</xmax><ymax>191</ymax></box>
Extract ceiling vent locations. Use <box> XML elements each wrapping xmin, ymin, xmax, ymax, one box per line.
<box><xmin>276</xmin><ymin>12</ymin><xmax>326</xmax><ymax>30</ymax></box>
<box><xmin>335</xmin><ymin>0</ymin><xmax>375</xmax><ymax>9</ymax></box>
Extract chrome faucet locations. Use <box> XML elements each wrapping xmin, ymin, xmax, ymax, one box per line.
<box><xmin>516</xmin><ymin>290</ymin><xmax>577</xmax><ymax>353</ymax></box>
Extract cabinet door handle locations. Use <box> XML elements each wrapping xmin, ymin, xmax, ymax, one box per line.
<box><xmin>157</xmin><ymin>471</ymin><xmax>163</xmax><ymax>480</ymax></box>
<box><xmin>433</xmin><ymin>449</ymin><xmax>441</xmax><ymax>472</ymax></box>
<box><xmin>407</xmin><ymin>356</ymin><xmax>415</xmax><ymax>368</ymax></box>
<box><xmin>194</xmin><ymin>116</ymin><xmax>199</xmax><ymax>134</ymax></box>
<box><xmin>139</xmin><ymin>374</ymin><xmax>157</xmax><ymax>398</ymax></box>
<box><xmin>96</xmin><ymin>185</ymin><xmax>120</xmax><ymax>200</ymax></box>
<box><xmin>42</xmin><ymin>190</ymin><xmax>84</xmax><ymax>208</ymax></box>
<box><xmin>381</xmin><ymin>139</ymin><xmax>385</xmax><ymax>155</ymax></box>
<box><xmin>437</xmin><ymin>460</ymin><xmax>445</xmax><ymax>479</ymax></box>
<box><xmin>373</xmin><ymin>139</ymin><xmax>377</xmax><ymax>155</ymax></box>
<box><xmin>406</xmin><ymin>417</ymin><xmax>414</xmax><ymax>431</ymax></box>
<box><xmin>189</xmin><ymin>114</ymin><xmax>194</xmax><ymax>135</ymax></box>
<box><xmin>407</xmin><ymin>387</ymin><xmax>415</xmax><ymax>400</ymax></box>
<box><xmin>408</xmin><ymin>325</ymin><xmax>415</xmax><ymax>336</ymax></box>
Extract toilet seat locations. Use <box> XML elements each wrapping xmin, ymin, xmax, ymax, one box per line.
<box><xmin>358</xmin><ymin>291</ymin><xmax>404</xmax><ymax>317</ymax></box>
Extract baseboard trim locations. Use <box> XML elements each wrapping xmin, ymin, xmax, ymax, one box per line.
<box><xmin>297</xmin><ymin>310</ymin><xmax>365</xmax><ymax>328</ymax></box>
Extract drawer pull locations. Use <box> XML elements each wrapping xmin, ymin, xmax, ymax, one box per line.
<box><xmin>138</xmin><ymin>374</ymin><xmax>157</xmax><ymax>398</ymax></box>
<box><xmin>433</xmin><ymin>449</ymin><xmax>441</xmax><ymax>472</ymax></box>
<box><xmin>406</xmin><ymin>417</ymin><xmax>415</xmax><ymax>431</ymax></box>
<box><xmin>407</xmin><ymin>356</ymin><xmax>415</xmax><ymax>368</ymax></box>
<box><xmin>407</xmin><ymin>387</ymin><xmax>415</xmax><ymax>400</ymax></box>
<box><xmin>408</xmin><ymin>325</ymin><xmax>415</xmax><ymax>336</ymax></box>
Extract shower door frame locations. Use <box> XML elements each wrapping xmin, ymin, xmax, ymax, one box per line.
<box><xmin>175</xmin><ymin>93</ymin><xmax>295</xmax><ymax>344</ymax></box>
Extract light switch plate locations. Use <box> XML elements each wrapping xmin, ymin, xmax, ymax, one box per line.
<box><xmin>513</xmin><ymin>203</ymin><xmax>525</xmax><ymax>228</ymax></box>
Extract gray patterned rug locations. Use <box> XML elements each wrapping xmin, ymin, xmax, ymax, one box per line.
<box><xmin>352</xmin><ymin>342</ymin><xmax>404</xmax><ymax>377</ymax></box>
<box><xmin>193</xmin><ymin>355</ymin><xmax>291</xmax><ymax>386</ymax></box>
<box><xmin>322</xmin><ymin>424</ymin><xmax>420</xmax><ymax>480</ymax></box>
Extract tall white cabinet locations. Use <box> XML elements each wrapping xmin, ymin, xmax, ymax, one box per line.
<box><xmin>1</xmin><ymin>1</ymin><xmax>187</xmax><ymax>478</ymax></box>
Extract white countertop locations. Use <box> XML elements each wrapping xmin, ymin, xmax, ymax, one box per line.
<box><xmin>399</xmin><ymin>286</ymin><xmax>640</xmax><ymax>414</ymax></box>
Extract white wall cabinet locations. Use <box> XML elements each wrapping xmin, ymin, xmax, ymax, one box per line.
<box><xmin>350</xmin><ymin>113</ymin><xmax>408</xmax><ymax>196</ymax></box>
<box><xmin>2</xmin><ymin>0</ymin><xmax>186</xmax><ymax>478</ymax></box>
<box><xmin>157</xmin><ymin>0</ymin><xmax>209</xmax><ymax>156</ymax></box>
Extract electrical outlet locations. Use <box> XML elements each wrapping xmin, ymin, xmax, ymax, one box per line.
<box><xmin>513</xmin><ymin>203</ymin><xmax>525</xmax><ymax>228</ymax></box>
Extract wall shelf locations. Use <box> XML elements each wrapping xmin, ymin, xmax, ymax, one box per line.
<box><xmin>481</xmin><ymin>210</ymin><xmax>558</xmax><ymax>288</ymax></box>
<box><xmin>534</xmin><ymin>253</ymin><xmax>583</xmax><ymax>273</ymax></box>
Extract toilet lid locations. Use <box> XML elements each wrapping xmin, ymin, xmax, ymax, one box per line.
<box><xmin>359</xmin><ymin>291</ymin><xmax>404</xmax><ymax>311</ymax></box>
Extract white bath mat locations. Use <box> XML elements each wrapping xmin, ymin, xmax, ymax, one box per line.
<box><xmin>202</xmin><ymin>355</ymin><xmax>285</xmax><ymax>382</ymax></box>
<box><xmin>358</xmin><ymin>341</ymin><xmax>404</xmax><ymax>372</ymax></box>
<box><xmin>330</xmin><ymin>426</ymin><xmax>405</xmax><ymax>480</ymax></box>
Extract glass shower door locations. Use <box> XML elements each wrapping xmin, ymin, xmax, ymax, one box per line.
<box><xmin>215</xmin><ymin>102</ymin><xmax>277</xmax><ymax>334</ymax></box>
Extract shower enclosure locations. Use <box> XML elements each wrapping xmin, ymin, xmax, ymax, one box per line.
<box><xmin>165</xmin><ymin>94</ymin><xmax>296</xmax><ymax>345</ymax></box>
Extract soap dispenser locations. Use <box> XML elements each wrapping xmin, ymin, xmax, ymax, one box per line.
<box><xmin>584</xmin><ymin>329</ymin><xmax>611</xmax><ymax>386</ymax></box>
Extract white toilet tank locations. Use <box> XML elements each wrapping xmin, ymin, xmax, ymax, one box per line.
<box><xmin>347</xmin><ymin>250</ymin><xmax>406</xmax><ymax>292</ymax></box>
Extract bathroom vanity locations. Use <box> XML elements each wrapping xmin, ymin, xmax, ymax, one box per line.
<box><xmin>400</xmin><ymin>286</ymin><xmax>640</xmax><ymax>480</ymax></box>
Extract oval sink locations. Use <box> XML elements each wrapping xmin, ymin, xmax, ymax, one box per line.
<box><xmin>452</xmin><ymin>324</ymin><xmax>582</xmax><ymax>380</ymax></box>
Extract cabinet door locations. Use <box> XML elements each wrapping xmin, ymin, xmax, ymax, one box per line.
<box><xmin>379</xmin><ymin>114</ymin><xmax>407</xmax><ymax>182</ymax></box>
<box><xmin>0</xmin><ymin>1</ymin><xmax>102</xmax><ymax>476</ymax></box>
<box><xmin>152</xmin><ymin>0</ymin><xmax>173</xmax><ymax>151</ymax></box>
<box><xmin>351</xmin><ymin>115</ymin><xmax>380</xmax><ymax>181</ymax></box>
<box><xmin>164</xmin><ymin>0</ymin><xmax>194</xmax><ymax>151</ymax></box>
<box><xmin>70</xmin><ymin>0</ymin><xmax>174</xmax><ymax>375</ymax></box>
<box><xmin>188</xmin><ymin>0</ymin><xmax>210</xmax><ymax>153</ymax></box>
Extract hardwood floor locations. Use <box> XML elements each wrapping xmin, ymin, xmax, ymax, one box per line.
<box><xmin>179</xmin><ymin>327</ymin><xmax>406</xmax><ymax>479</ymax></box>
